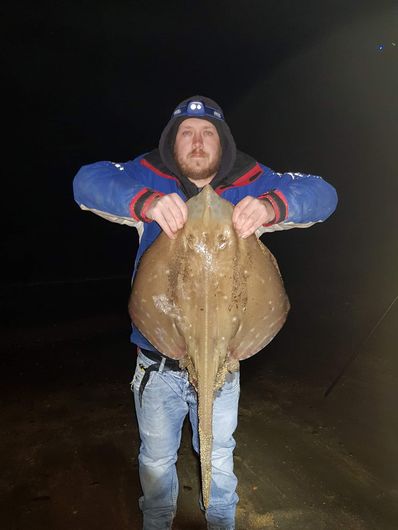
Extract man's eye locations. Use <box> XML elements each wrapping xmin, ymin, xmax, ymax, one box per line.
<box><xmin>182</xmin><ymin>131</ymin><xmax>191</xmax><ymax>137</ymax></box>
<box><xmin>204</xmin><ymin>130</ymin><xmax>213</xmax><ymax>136</ymax></box>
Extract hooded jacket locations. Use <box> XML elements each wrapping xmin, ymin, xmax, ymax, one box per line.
<box><xmin>73</xmin><ymin>96</ymin><xmax>338</xmax><ymax>350</ymax></box>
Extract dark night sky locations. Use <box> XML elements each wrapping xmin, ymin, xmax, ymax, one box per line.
<box><xmin>3</xmin><ymin>0</ymin><xmax>397</xmax><ymax>324</ymax></box>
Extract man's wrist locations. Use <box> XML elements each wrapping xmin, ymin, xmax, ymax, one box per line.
<box><xmin>258</xmin><ymin>190</ymin><xmax>289</xmax><ymax>225</ymax></box>
<box><xmin>261</xmin><ymin>198</ymin><xmax>276</xmax><ymax>224</ymax></box>
<box><xmin>129</xmin><ymin>189</ymin><xmax>165</xmax><ymax>222</ymax></box>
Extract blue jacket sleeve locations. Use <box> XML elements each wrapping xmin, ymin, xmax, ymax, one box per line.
<box><xmin>73</xmin><ymin>157</ymin><xmax>166</xmax><ymax>223</ymax></box>
<box><xmin>257</xmin><ymin>165</ymin><xmax>338</xmax><ymax>225</ymax></box>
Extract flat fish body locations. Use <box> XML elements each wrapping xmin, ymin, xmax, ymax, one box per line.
<box><xmin>129</xmin><ymin>185</ymin><xmax>289</xmax><ymax>506</ymax></box>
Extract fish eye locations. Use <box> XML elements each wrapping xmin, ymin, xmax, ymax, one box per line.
<box><xmin>186</xmin><ymin>233</ymin><xmax>196</xmax><ymax>249</ymax></box>
<box><xmin>217</xmin><ymin>234</ymin><xmax>228</xmax><ymax>250</ymax></box>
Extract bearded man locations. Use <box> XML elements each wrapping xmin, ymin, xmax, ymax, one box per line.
<box><xmin>73</xmin><ymin>96</ymin><xmax>337</xmax><ymax>530</ymax></box>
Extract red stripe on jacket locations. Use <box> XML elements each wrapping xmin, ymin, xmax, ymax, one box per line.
<box><xmin>214</xmin><ymin>163</ymin><xmax>262</xmax><ymax>194</ymax></box>
<box><xmin>140</xmin><ymin>159</ymin><xmax>179</xmax><ymax>181</ymax></box>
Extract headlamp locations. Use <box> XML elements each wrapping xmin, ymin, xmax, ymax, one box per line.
<box><xmin>172</xmin><ymin>100</ymin><xmax>224</xmax><ymax>121</ymax></box>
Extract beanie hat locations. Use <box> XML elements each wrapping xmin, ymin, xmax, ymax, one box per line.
<box><xmin>159</xmin><ymin>96</ymin><xmax>237</xmax><ymax>195</ymax></box>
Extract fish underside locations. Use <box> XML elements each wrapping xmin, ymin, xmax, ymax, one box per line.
<box><xmin>129</xmin><ymin>185</ymin><xmax>290</xmax><ymax>508</ymax></box>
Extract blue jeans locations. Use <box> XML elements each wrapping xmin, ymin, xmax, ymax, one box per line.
<box><xmin>131</xmin><ymin>349</ymin><xmax>240</xmax><ymax>530</ymax></box>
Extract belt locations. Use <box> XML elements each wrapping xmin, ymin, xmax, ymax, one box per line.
<box><xmin>138</xmin><ymin>348</ymin><xmax>182</xmax><ymax>406</ymax></box>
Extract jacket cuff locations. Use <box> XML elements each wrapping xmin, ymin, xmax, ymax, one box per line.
<box><xmin>129</xmin><ymin>189</ymin><xmax>165</xmax><ymax>222</ymax></box>
<box><xmin>258</xmin><ymin>190</ymin><xmax>289</xmax><ymax>226</ymax></box>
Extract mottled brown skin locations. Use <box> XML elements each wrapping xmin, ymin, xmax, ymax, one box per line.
<box><xmin>129</xmin><ymin>185</ymin><xmax>289</xmax><ymax>508</ymax></box>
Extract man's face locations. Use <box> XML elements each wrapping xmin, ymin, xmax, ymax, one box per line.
<box><xmin>174</xmin><ymin>118</ymin><xmax>222</xmax><ymax>185</ymax></box>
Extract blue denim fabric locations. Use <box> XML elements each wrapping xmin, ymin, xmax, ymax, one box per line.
<box><xmin>131</xmin><ymin>349</ymin><xmax>240</xmax><ymax>530</ymax></box>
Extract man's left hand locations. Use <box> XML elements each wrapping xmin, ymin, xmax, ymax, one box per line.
<box><xmin>232</xmin><ymin>196</ymin><xmax>275</xmax><ymax>238</ymax></box>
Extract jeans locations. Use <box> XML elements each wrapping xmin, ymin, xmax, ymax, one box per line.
<box><xmin>131</xmin><ymin>349</ymin><xmax>240</xmax><ymax>530</ymax></box>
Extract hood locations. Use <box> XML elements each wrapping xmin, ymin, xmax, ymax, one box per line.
<box><xmin>158</xmin><ymin>95</ymin><xmax>237</xmax><ymax>197</ymax></box>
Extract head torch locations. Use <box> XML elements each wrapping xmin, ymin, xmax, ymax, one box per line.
<box><xmin>172</xmin><ymin>100</ymin><xmax>224</xmax><ymax>121</ymax></box>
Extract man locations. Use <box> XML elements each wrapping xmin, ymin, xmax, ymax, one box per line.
<box><xmin>73</xmin><ymin>96</ymin><xmax>337</xmax><ymax>530</ymax></box>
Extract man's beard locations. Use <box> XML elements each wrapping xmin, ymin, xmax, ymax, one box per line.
<box><xmin>174</xmin><ymin>147</ymin><xmax>222</xmax><ymax>182</ymax></box>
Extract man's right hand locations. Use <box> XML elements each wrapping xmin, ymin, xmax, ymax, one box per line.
<box><xmin>146</xmin><ymin>193</ymin><xmax>188</xmax><ymax>239</ymax></box>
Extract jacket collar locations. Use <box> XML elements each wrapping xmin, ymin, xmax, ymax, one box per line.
<box><xmin>142</xmin><ymin>149</ymin><xmax>262</xmax><ymax>199</ymax></box>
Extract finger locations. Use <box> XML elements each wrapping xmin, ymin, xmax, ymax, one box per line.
<box><xmin>156</xmin><ymin>211</ymin><xmax>178</xmax><ymax>239</ymax></box>
<box><xmin>240</xmin><ymin>199</ymin><xmax>263</xmax><ymax>218</ymax></box>
<box><xmin>170</xmin><ymin>195</ymin><xmax>188</xmax><ymax>227</ymax></box>
<box><xmin>233</xmin><ymin>204</ymin><xmax>251</xmax><ymax>229</ymax></box>
<box><xmin>162</xmin><ymin>204</ymin><xmax>181</xmax><ymax>233</ymax></box>
<box><xmin>154</xmin><ymin>196</ymin><xmax>181</xmax><ymax>233</ymax></box>
<box><xmin>232</xmin><ymin>196</ymin><xmax>252</xmax><ymax>222</ymax></box>
<box><xmin>157</xmin><ymin>194</ymin><xmax>186</xmax><ymax>229</ymax></box>
<box><xmin>240</xmin><ymin>200</ymin><xmax>272</xmax><ymax>231</ymax></box>
<box><xmin>233</xmin><ymin>199</ymin><xmax>259</xmax><ymax>230</ymax></box>
<box><xmin>240</xmin><ymin>220</ymin><xmax>259</xmax><ymax>238</ymax></box>
<box><xmin>236</xmin><ymin>202</ymin><xmax>270</xmax><ymax>236</ymax></box>
<box><xmin>232</xmin><ymin>196</ymin><xmax>253</xmax><ymax>224</ymax></box>
<box><xmin>234</xmin><ymin>212</ymin><xmax>248</xmax><ymax>231</ymax></box>
<box><xmin>237</xmin><ymin>219</ymin><xmax>257</xmax><ymax>238</ymax></box>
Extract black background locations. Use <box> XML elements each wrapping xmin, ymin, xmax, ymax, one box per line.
<box><xmin>2</xmin><ymin>0</ymin><xmax>397</xmax><ymax>383</ymax></box>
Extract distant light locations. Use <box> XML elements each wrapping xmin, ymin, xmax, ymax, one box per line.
<box><xmin>377</xmin><ymin>44</ymin><xmax>384</xmax><ymax>52</ymax></box>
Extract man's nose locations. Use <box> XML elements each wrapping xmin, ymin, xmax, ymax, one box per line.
<box><xmin>192</xmin><ymin>132</ymin><xmax>204</xmax><ymax>148</ymax></box>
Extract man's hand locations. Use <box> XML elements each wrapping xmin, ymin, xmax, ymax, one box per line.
<box><xmin>146</xmin><ymin>193</ymin><xmax>188</xmax><ymax>239</ymax></box>
<box><xmin>232</xmin><ymin>196</ymin><xmax>275</xmax><ymax>238</ymax></box>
